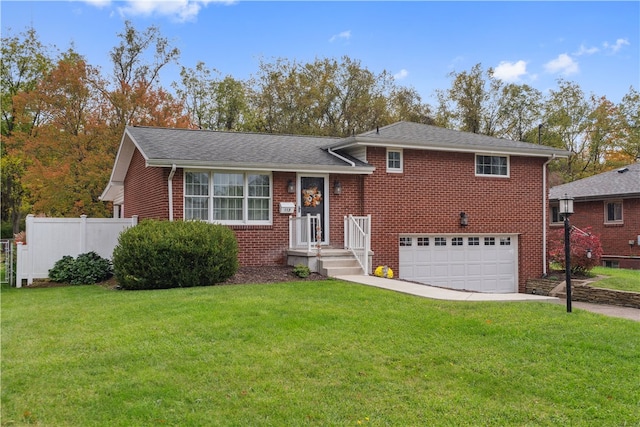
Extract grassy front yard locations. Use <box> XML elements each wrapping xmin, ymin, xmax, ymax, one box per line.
<box><xmin>2</xmin><ymin>280</ymin><xmax>639</xmax><ymax>426</ymax></box>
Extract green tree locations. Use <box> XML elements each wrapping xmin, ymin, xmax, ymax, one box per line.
<box><xmin>250</xmin><ymin>56</ymin><xmax>419</xmax><ymax>137</ymax></box>
<box><xmin>173</xmin><ymin>63</ymin><xmax>250</xmax><ymax>131</ymax></box>
<box><xmin>435</xmin><ymin>63</ymin><xmax>486</xmax><ymax>134</ymax></box>
<box><xmin>19</xmin><ymin>51</ymin><xmax>112</xmax><ymax>217</ymax></box>
<box><xmin>496</xmin><ymin>83</ymin><xmax>543</xmax><ymax>142</ymax></box>
<box><xmin>583</xmin><ymin>95</ymin><xmax>620</xmax><ymax>175</ymax></box>
<box><xmin>1</xmin><ymin>27</ymin><xmax>53</xmax><ymax>232</ymax></box>
<box><xmin>98</xmin><ymin>20</ymin><xmax>180</xmax><ymax>134</ymax></box>
<box><xmin>543</xmin><ymin>79</ymin><xmax>591</xmax><ymax>181</ymax></box>
<box><xmin>616</xmin><ymin>86</ymin><xmax>640</xmax><ymax>162</ymax></box>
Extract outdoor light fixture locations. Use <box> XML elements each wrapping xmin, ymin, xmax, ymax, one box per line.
<box><xmin>333</xmin><ymin>180</ymin><xmax>342</xmax><ymax>195</ymax></box>
<box><xmin>586</xmin><ymin>248</ymin><xmax>592</xmax><ymax>259</ymax></box>
<box><xmin>460</xmin><ymin>212</ymin><xmax>469</xmax><ymax>226</ymax></box>
<box><xmin>287</xmin><ymin>180</ymin><xmax>295</xmax><ymax>194</ymax></box>
<box><xmin>558</xmin><ymin>193</ymin><xmax>574</xmax><ymax>313</ymax></box>
<box><xmin>630</xmin><ymin>240</ymin><xmax>636</xmax><ymax>247</ymax></box>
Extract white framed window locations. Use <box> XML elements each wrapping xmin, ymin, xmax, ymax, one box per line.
<box><xmin>475</xmin><ymin>155</ymin><xmax>509</xmax><ymax>177</ymax></box>
<box><xmin>184</xmin><ymin>172</ymin><xmax>209</xmax><ymax>221</ymax></box>
<box><xmin>452</xmin><ymin>237</ymin><xmax>464</xmax><ymax>246</ymax></box>
<box><xmin>604</xmin><ymin>201</ymin><xmax>623</xmax><ymax>224</ymax></box>
<box><xmin>386</xmin><ymin>149</ymin><xmax>403</xmax><ymax>173</ymax></box>
<box><xmin>468</xmin><ymin>237</ymin><xmax>480</xmax><ymax>246</ymax></box>
<box><xmin>185</xmin><ymin>171</ymin><xmax>272</xmax><ymax>224</ymax></box>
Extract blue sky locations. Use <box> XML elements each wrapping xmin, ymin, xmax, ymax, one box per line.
<box><xmin>2</xmin><ymin>1</ymin><xmax>638</xmax><ymax>105</ymax></box>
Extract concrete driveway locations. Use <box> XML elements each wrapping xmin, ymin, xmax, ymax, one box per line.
<box><xmin>336</xmin><ymin>275</ymin><xmax>640</xmax><ymax>322</ymax></box>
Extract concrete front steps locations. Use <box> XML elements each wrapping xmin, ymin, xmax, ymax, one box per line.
<box><xmin>318</xmin><ymin>255</ymin><xmax>363</xmax><ymax>277</ymax></box>
<box><xmin>287</xmin><ymin>248</ymin><xmax>364</xmax><ymax>276</ymax></box>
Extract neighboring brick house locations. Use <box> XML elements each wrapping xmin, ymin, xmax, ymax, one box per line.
<box><xmin>101</xmin><ymin>122</ymin><xmax>569</xmax><ymax>293</ymax></box>
<box><xmin>549</xmin><ymin>163</ymin><xmax>640</xmax><ymax>270</ymax></box>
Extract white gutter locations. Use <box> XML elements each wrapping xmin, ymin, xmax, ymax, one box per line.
<box><xmin>542</xmin><ymin>155</ymin><xmax>556</xmax><ymax>276</ymax></box>
<box><xmin>168</xmin><ymin>164</ymin><xmax>176</xmax><ymax>221</ymax></box>
<box><xmin>327</xmin><ymin>147</ymin><xmax>355</xmax><ymax>167</ymax></box>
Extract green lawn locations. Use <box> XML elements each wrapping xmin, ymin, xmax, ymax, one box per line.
<box><xmin>590</xmin><ymin>267</ymin><xmax>640</xmax><ymax>293</ymax></box>
<box><xmin>2</xmin><ymin>281</ymin><xmax>639</xmax><ymax>426</ymax></box>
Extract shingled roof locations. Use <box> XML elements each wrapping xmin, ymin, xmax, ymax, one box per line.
<box><xmin>329</xmin><ymin>121</ymin><xmax>570</xmax><ymax>158</ymax></box>
<box><xmin>102</xmin><ymin>122</ymin><xmax>571</xmax><ymax>202</ymax></box>
<box><xmin>127</xmin><ymin>126</ymin><xmax>372</xmax><ymax>171</ymax></box>
<box><xmin>550</xmin><ymin>162</ymin><xmax>640</xmax><ymax>201</ymax></box>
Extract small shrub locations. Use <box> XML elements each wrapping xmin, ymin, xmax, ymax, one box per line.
<box><xmin>48</xmin><ymin>252</ymin><xmax>113</xmax><ymax>285</ymax></box>
<box><xmin>293</xmin><ymin>264</ymin><xmax>310</xmax><ymax>278</ymax></box>
<box><xmin>112</xmin><ymin>220</ymin><xmax>239</xmax><ymax>290</ymax></box>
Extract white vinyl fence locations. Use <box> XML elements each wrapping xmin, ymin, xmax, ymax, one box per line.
<box><xmin>16</xmin><ymin>214</ymin><xmax>138</xmax><ymax>287</ymax></box>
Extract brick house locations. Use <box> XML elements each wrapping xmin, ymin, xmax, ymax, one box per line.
<box><xmin>549</xmin><ymin>163</ymin><xmax>640</xmax><ymax>269</ymax></box>
<box><xmin>101</xmin><ymin>121</ymin><xmax>569</xmax><ymax>293</ymax></box>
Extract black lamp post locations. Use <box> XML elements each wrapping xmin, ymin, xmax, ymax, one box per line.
<box><xmin>559</xmin><ymin>193</ymin><xmax>574</xmax><ymax>313</ymax></box>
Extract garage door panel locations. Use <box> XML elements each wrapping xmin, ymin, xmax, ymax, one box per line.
<box><xmin>399</xmin><ymin>235</ymin><xmax>517</xmax><ymax>293</ymax></box>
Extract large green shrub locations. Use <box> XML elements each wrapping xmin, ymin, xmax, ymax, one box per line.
<box><xmin>48</xmin><ymin>251</ymin><xmax>113</xmax><ymax>285</ymax></box>
<box><xmin>113</xmin><ymin>220</ymin><xmax>239</xmax><ymax>290</ymax></box>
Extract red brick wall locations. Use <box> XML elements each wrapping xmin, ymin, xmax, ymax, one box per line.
<box><xmin>551</xmin><ymin>198</ymin><xmax>640</xmax><ymax>269</ymax></box>
<box><xmin>169</xmin><ymin>168</ymin><xmax>297</xmax><ymax>267</ymax></box>
<box><xmin>122</xmin><ymin>154</ymin><xmax>361</xmax><ymax>267</ymax></box>
<box><xmin>123</xmin><ymin>149</ymin><xmax>170</xmax><ymax>219</ymax></box>
<box><xmin>362</xmin><ymin>148</ymin><xmax>548</xmax><ymax>292</ymax></box>
<box><xmin>123</xmin><ymin>146</ymin><xmax>552</xmax><ymax>288</ymax></box>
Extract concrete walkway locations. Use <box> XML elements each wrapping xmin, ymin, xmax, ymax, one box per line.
<box><xmin>335</xmin><ymin>275</ymin><xmax>640</xmax><ymax>322</ymax></box>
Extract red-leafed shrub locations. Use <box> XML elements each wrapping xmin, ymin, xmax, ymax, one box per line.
<box><xmin>548</xmin><ymin>226</ymin><xmax>603</xmax><ymax>275</ymax></box>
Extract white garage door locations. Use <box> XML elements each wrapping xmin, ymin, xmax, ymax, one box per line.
<box><xmin>398</xmin><ymin>235</ymin><xmax>518</xmax><ymax>293</ymax></box>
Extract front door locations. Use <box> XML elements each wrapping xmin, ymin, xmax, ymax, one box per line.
<box><xmin>298</xmin><ymin>175</ymin><xmax>328</xmax><ymax>244</ymax></box>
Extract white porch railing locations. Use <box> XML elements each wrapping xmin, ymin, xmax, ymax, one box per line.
<box><xmin>344</xmin><ymin>214</ymin><xmax>371</xmax><ymax>275</ymax></box>
<box><xmin>289</xmin><ymin>214</ymin><xmax>322</xmax><ymax>252</ymax></box>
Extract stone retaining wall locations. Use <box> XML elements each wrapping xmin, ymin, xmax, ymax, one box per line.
<box><xmin>526</xmin><ymin>278</ymin><xmax>640</xmax><ymax>309</ymax></box>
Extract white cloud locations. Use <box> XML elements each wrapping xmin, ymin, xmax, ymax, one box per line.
<box><xmin>493</xmin><ymin>60</ymin><xmax>527</xmax><ymax>82</ymax></box>
<box><xmin>394</xmin><ymin>69</ymin><xmax>409</xmax><ymax>80</ymax></box>
<box><xmin>574</xmin><ymin>44</ymin><xmax>599</xmax><ymax>56</ymax></box>
<box><xmin>82</xmin><ymin>0</ymin><xmax>111</xmax><ymax>7</ymax></box>
<box><xmin>83</xmin><ymin>0</ymin><xmax>233</xmax><ymax>23</ymax></box>
<box><xmin>603</xmin><ymin>38</ymin><xmax>629</xmax><ymax>53</ymax></box>
<box><xmin>329</xmin><ymin>30</ymin><xmax>351</xmax><ymax>43</ymax></box>
<box><xmin>544</xmin><ymin>53</ymin><xmax>579</xmax><ymax>76</ymax></box>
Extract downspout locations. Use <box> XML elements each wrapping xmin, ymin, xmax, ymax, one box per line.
<box><xmin>168</xmin><ymin>164</ymin><xmax>176</xmax><ymax>222</ymax></box>
<box><xmin>327</xmin><ymin>147</ymin><xmax>355</xmax><ymax>167</ymax></box>
<box><xmin>542</xmin><ymin>155</ymin><xmax>555</xmax><ymax>276</ymax></box>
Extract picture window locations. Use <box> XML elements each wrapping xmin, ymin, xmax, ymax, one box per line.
<box><xmin>185</xmin><ymin>171</ymin><xmax>272</xmax><ymax>224</ymax></box>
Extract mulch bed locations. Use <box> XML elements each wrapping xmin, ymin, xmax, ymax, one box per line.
<box><xmin>25</xmin><ymin>266</ymin><xmax>326</xmax><ymax>289</ymax></box>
